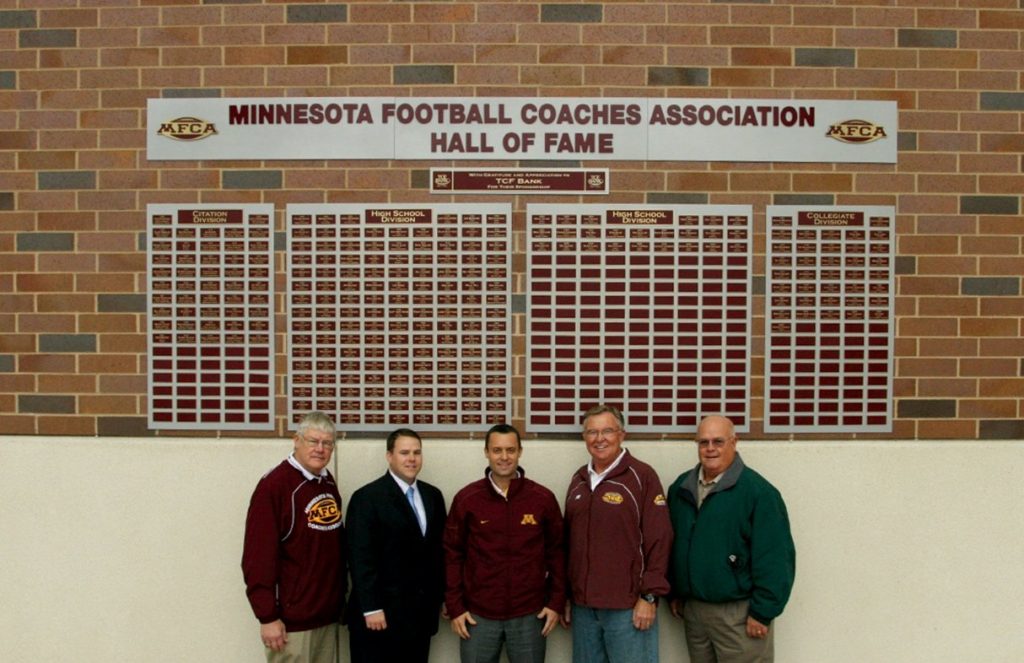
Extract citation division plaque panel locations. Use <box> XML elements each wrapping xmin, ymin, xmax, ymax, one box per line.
<box><xmin>526</xmin><ymin>204</ymin><xmax>753</xmax><ymax>434</ymax></box>
<box><xmin>286</xmin><ymin>204</ymin><xmax>512</xmax><ymax>431</ymax></box>
<box><xmin>764</xmin><ymin>206</ymin><xmax>895</xmax><ymax>433</ymax></box>
<box><xmin>147</xmin><ymin>204</ymin><xmax>275</xmax><ymax>430</ymax></box>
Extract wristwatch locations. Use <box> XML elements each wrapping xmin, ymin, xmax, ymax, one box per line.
<box><xmin>640</xmin><ymin>593</ymin><xmax>658</xmax><ymax>604</ymax></box>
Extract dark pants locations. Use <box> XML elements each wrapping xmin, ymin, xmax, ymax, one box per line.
<box><xmin>348</xmin><ymin>622</ymin><xmax>432</xmax><ymax>663</ymax></box>
<box><xmin>460</xmin><ymin>613</ymin><xmax>547</xmax><ymax>663</ymax></box>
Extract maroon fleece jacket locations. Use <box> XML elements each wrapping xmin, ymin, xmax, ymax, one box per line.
<box><xmin>242</xmin><ymin>459</ymin><xmax>347</xmax><ymax>632</ymax></box>
<box><xmin>444</xmin><ymin>468</ymin><xmax>566</xmax><ymax>620</ymax></box>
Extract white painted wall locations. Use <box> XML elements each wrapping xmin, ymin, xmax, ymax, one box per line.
<box><xmin>2</xmin><ymin>435</ymin><xmax>1022</xmax><ymax>663</ymax></box>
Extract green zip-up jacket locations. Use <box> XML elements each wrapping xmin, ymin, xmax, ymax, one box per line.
<box><xmin>667</xmin><ymin>453</ymin><xmax>795</xmax><ymax>625</ymax></box>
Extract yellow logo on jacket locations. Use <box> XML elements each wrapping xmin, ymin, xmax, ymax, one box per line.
<box><xmin>307</xmin><ymin>497</ymin><xmax>341</xmax><ymax>526</ymax></box>
<box><xmin>654</xmin><ymin>494</ymin><xmax>666</xmax><ymax>506</ymax></box>
<box><xmin>521</xmin><ymin>513</ymin><xmax>538</xmax><ymax>525</ymax></box>
<box><xmin>602</xmin><ymin>492</ymin><xmax>624</xmax><ymax>505</ymax></box>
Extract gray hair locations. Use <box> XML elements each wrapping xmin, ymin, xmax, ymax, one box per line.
<box><xmin>581</xmin><ymin>404</ymin><xmax>625</xmax><ymax>429</ymax></box>
<box><xmin>295</xmin><ymin>411</ymin><xmax>336</xmax><ymax>439</ymax></box>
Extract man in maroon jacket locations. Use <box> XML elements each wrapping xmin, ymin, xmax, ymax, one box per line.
<box><xmin>242</xmin><ymin>411</ymin><xmax>346</xmax><ymax>663</ymax></box>
<box><xmin>444</xmin><ymin>423</ymin><xmax>566</xmax><ymax>663</ymax></box>
<box><xmin>562</xmin><ymin>405</ymin><xmax>673</xmax><ymax>663</ymax></box>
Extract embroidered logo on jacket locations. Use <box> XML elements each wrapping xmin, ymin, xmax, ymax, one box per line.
<box><xmin>654</xmin><ymin>494</ymin><xmax>666</xmax><ymax>506</ymax></box>
<box><xmin>602</xmin><ymin>492</ymin><xmax>624</xmax><ymax>505</ymax></box>
<box><xmin>306</xmin><ymin>494</ymin><xmax>342</xmax><ymax>531</ymax></box>
<box><xmin>521</xmin><ymin>513</ymin><xmax>538</xmax><ymax>525</ymax></box>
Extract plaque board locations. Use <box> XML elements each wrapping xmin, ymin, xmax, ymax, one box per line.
<box><xmin>430</xmin><ymin>168</ymin><xmax>609</xmax><ymax>195</ymax></box>
<box><xmin>286</xmin><ymin>204</ymin><xmax>512</xmax><ymax>431</ymax></box>
<box><xmin>764</xmin><ymin>206</ymin><xmax>895</xmax><ymax>433</ymax></box>
<box><xmin>147</xmin><ymin>204</ymin><xmax>275</xmax><ymax>430</ymax></box>
<box><xmin>526</xmin><ymin>204</ymin><xmax>753</xmax><ymax>434</ymax></box>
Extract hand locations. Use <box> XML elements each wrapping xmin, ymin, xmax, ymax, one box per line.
<box><xmin>746</xmin><ymin>616</ymin><xmax>769</xmax><ymax>639</ymax></box>
<box><xmin>632</xmin><ymin>597</ymin><xmax>657</xmax><ymax>631</ymax></box>
<box><xmin>260</xmin><ymin>620</ymin><xmax>287</xmax><ymax>652</ymax></box>
<box><xmin>537</xmin><ymin>607</ymin><xmax>559</xmax><ymax>637</ymax></box>
<box><xmin>451</xmin><ymin>611</ymin><xmax>476</xmax><ymax>640</ymax></box>
<box><xmin>365</xmin><ymin>611</ymin><xmax>387</xmax><ymax>631</ymax></box>
<box><xmin>669</xmin><ymin>598</ymin><xmax>684</xmax><ymax>619</ymax></box>
<box><xmin>559</xmin><ymin>602</ymin><xmax>572</xmax><ymax>629</ymax></box>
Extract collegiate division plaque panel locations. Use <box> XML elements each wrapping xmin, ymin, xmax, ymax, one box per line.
<box><xmin>764</xmin><ymin>206</ymin><xmax>895</xmax><ymax>433</ymax></box>
<box><xmin>286</xmin><ymin>204</ymin><xmax>512</xmax><ymax>431</ymax></box>
<box><xmin>526</xmin><ymin>204</ymin><xmax>753</xmax><ymax>434</ymax></box>
<box><xmin>147</xmin><ymin>204</ymin><xmax>275</xmax><ymax>430</ymax></box>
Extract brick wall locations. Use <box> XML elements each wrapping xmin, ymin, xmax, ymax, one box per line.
<box><xmin>1</xmin><ymin>1</ymin><xmax>1022</xmax><ymax>439</ymax></box>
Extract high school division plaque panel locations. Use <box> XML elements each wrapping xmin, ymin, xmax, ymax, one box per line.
<box><xmin>286</xmin><ymin>204</ymin><xmax>512</xmax><ymax>431</ymax></box>
<box><xmin>765</xmin><ymin>206</ymin><xmax>895</xmax><ymax>433</ymax></box>
<box><xmin>146</xmin><ymin>204</ymin><xmax>275</xmax><ymax>430</ymax></box>
<box><xmin>526</xmin><ymin>205</ymin><xmax>753</xmax><ymax>434</ymax></box>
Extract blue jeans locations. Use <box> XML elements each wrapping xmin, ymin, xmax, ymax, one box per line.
<box><xmin>571</xmin><ymin>605</ymin><xmax>658</xmax><ymax>663</ymax></box>
<box><xmin>460</xmin><ymin>613</ymin><xmax>547</xmax><ymax>663</ymax></box>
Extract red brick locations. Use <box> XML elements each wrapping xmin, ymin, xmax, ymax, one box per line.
<box><xmin>79</xmin><ymin>314</ymin><xmax>139</xmax><ymax>334</ymax></box>
<box><xmin>979</xmin><ymin>257</ymin><xmax>1024</xmax><ymax>275</ymax></box>
<box><xmin>897</xmin><ymin>358</ymin><xmax>958</xmax><ymax>377</ymax></box>
<box><xmin>916</xmin><ymin>420</ymin><xmax>977</xmax><ymax>439</ymax></box>
<box><xmin>349</xmin><ymin>4</ymin><xmax>411</xmax><ymax>24</ymax></box>
<box><xmin>99</xmin><ymin>334</ymin><xmax>147</xmax><ymax>353</ymax></box>
<box><xmin>958</xmin><ymin>399</ymin><xmax>1018</xmax><ymax>418</ymax></box>
<box><xmin>961</xmin><ymin>318</ymin><xmax>1018</xmax><ymax>337</ymax></box>
<box><xmin>19</xmin><ymin>354</ymin><xmax>77</xmax><ymax>373</ymax></box>
<box><xmin>38</xmin><ymin>375</ymin><xmax>96</xmax><ymax>393</ymax></box>
<box><xmin>712</xmin><ymin>68</ymin><xmax>773</xmax><ymax>87</ymax></box>
<box><xmin>38</xmin><ymin>416</ymin><xmax>97</xmax><ymax>435</ymax></box>
<box><xmin>413</xmin><ymin>45</ymin><xmax>474</xmax><ymax>64</ymax></box>
<box><xmin>710</xmin><ymin>27</ymin><xmax>772</xmax><ymax>46</ymax></box>
<box><xmin>79</xmin><ymin>354</ymin><xmax>140</xmax><ymax>374</ymax></box>
<box><xmin>414</xmin><ymin>4</ymin><xmax>474</xmax><ymax>23</ymax></box>
<box><xmin>0</xmin><ymin>416</ymin><xmax>37</xmax><ymax>435</ymax></box>
<box><xmin>979</xmin><ymin>378</ymin><xmax>1024</xmax><ymax>398</ymax></box>
<box><xmin>477</xmin><ymin>45</ymin><xmax>539</xmax><ymax>65</ymax></box>
<box><xmin>918</xmin><ymin>378</ymin><xmax>977</xmax><ymax>398</ymax></box>
<box><xmin>80</xmin><ymin>394</ymin><xmax>139</xmax><ymax>414</ymax></box>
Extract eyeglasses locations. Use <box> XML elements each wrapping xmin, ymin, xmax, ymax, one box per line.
<box><xmin>583</xmin><ymin>427</ymin><xmax>622</xmax><ymax>440</ymax></box>
<box><xmin>301</xmin><ymin>435</ymin><xmax>336</xmax><ymax>450</ymax></box>
<box><xmin>695</xmin><ymin>437</ymin><xmax>732</xmax><ymax>448</ymax></box>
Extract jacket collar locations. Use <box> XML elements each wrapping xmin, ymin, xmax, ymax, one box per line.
<box><xmin>681</xmin><ymin>452</ymin><xmax>745</xmax><ymax>502</ymax></box>
<box><xmin>485</xmin><ymin>466</ymin><xmax>524</xmax><ymax>498</ymax></box>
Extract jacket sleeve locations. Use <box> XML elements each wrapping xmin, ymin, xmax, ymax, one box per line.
<box><xmin>241</xmin><ymin>478</ymin><xmax>283</xmax><ymax>624</ymax></box>
<box><xmin>345</xmin><ymin>489</ymin><xmax>382</xmax><ymax>614</ymax></box>
<box><xmin>443</xmin><ymin>492</ymin><xmax>468</xmax><ymax>616</ymax></box>
<box><xmin>542</xmin><ymin>491</ymin><xmax>567</xmax><ymax>612</ymax></box>
<box><xmin>638</xmin><ymin>467</ymin><xmax>673</xmax><ymax>597</ymax></box>
<box><xmin>747</xmin><ymin>486</ymin><xmax>796</xmax><ymax>624</ymax></box>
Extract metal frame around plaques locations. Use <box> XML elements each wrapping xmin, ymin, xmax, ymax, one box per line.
<box><xmin>286</xmin><ymin>203</ymin><xmax>512</xmax><ymax>432</ymax></box>
<box><xmin>146</xmin><ymin>203</ymin><xmax>275</xmax><ymax>430</ymax></box>
<box><xmin>526</xmin><ymin>204</ymin><xmax>753</xmax><ymax>434</ymax></box>
<box><xmin>764</xmin><ymin>206</ymin><xmax>895</xmax><ymax>433</ymax></box>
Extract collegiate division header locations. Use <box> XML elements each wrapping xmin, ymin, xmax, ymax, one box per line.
<box><xmin>148</xmin><ymin>96</ymin><xmax>897</xmax><ymax>163</ymax></box>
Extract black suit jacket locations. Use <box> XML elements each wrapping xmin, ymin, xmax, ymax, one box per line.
<box><xmin>345</xmin><ymin>472</ymin><xmax>447</xmax><ymax>638</ymax></box>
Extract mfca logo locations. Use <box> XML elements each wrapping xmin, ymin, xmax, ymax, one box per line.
<box><xmin>306</xmin><ymin>495</ymin><xmax>342</xmax><ymax>530</ymax></box>
<box><xmin>157</xmin><ymin>116</ymin><xmax>217</xmax><ymax>141</ymax></box>
<box><xmin>826</xmin><ymin>119</ymin><xmax>887</xmax><ymax>144</ymax></box>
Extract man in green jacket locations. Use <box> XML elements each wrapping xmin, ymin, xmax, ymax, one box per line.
<box><xmin>667</xmin><ymin>416</ymin><xmax>795</xmax><ymax>663</ymax></box>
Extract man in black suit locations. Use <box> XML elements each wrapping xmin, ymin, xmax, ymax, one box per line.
<box><xmin>346</xmin><ymin>428</ymin><xmax>447</xmax><ymax>663</ymax></box>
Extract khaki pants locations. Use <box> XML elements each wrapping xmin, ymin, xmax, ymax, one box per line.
<box><xmin>266</xmin><ymin>623</ymin><xmax>338</xmax><ymax>663</ymax></box>
<box><xmin>682</xmin><ymin>599</ymin><xmax>773</xmax><ymax>663</ymax></box>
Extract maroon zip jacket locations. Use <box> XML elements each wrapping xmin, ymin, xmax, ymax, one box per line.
<box><xmin>564</xmin><ymin>450</ymin><xmax>673</xmax><ymax>610</ymax></box>
<box><xmin>444</xmin><ymin>467</ymin><xmax>566</xmax><ymax>620</ymax></box>
<box><xmin>242</xmin><ymin>458</ymin><xmax>347</xmax><ymax>632</ymax></box>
